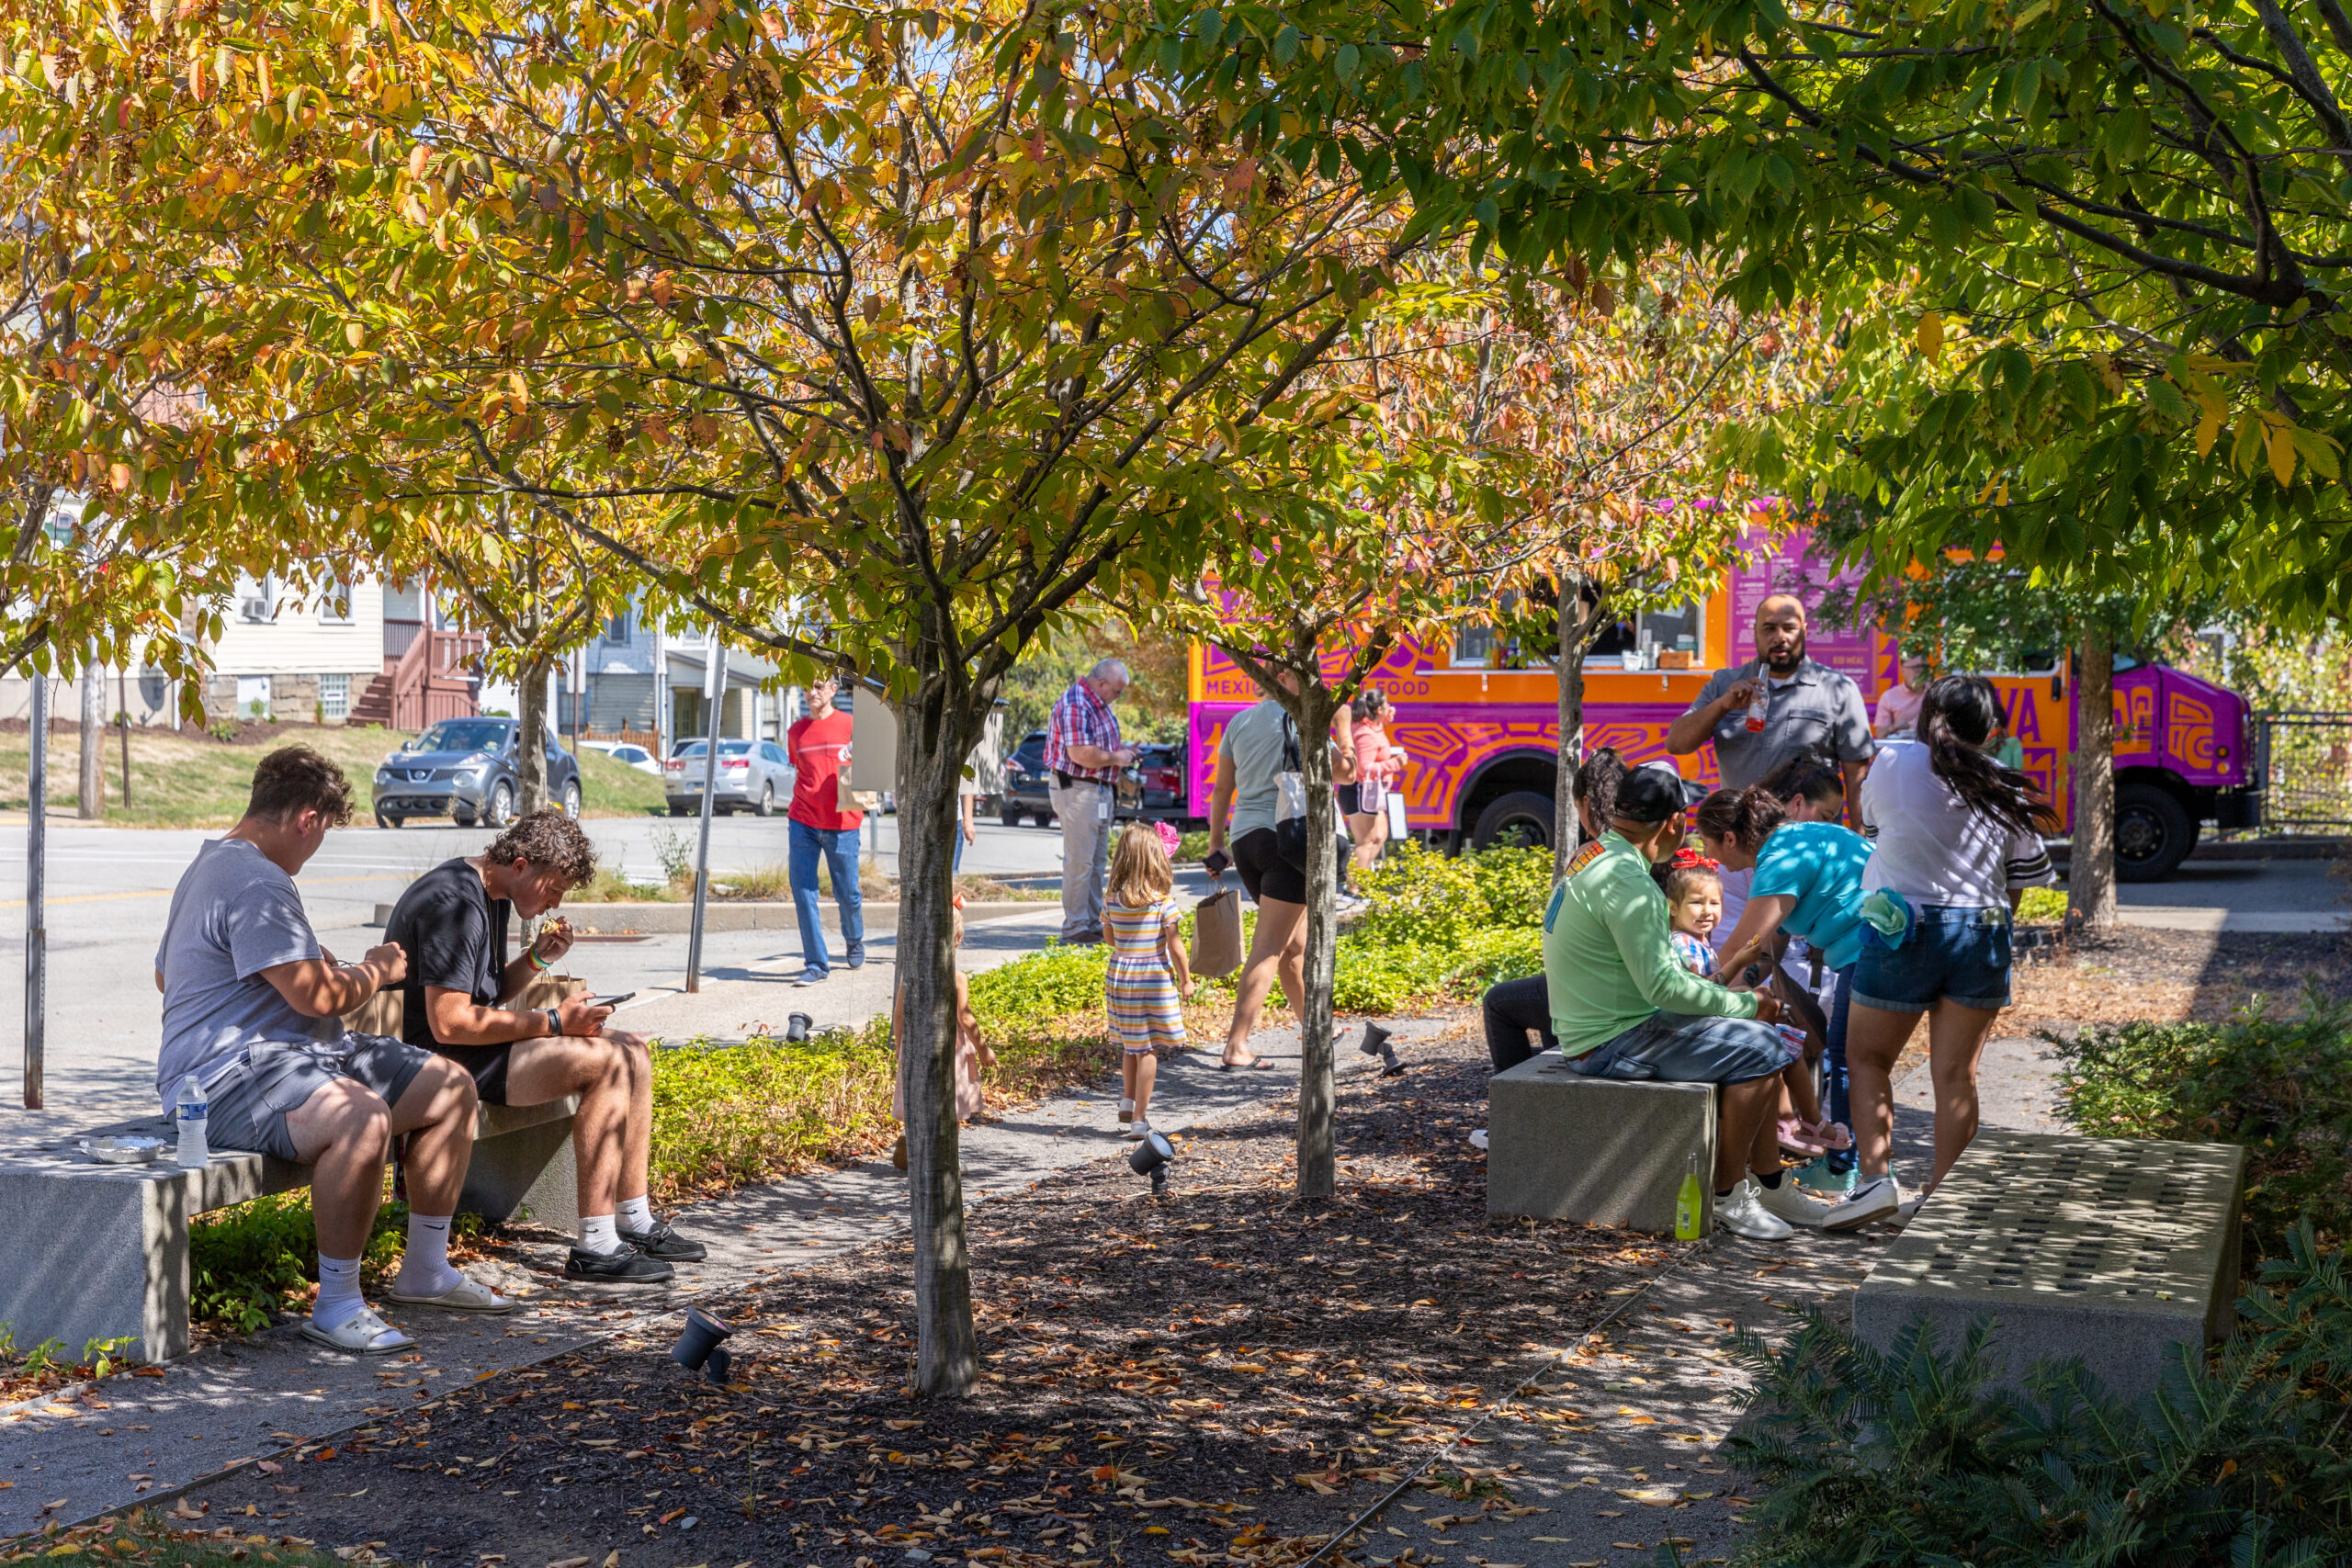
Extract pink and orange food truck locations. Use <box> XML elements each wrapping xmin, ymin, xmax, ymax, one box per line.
<box><xmin>1186</xmin><ymin>525</ymin><xmax>2263</xmax><ymax>881</ymax></box>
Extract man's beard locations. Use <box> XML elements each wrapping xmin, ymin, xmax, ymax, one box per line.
<box><xmin>1762</xmin><ymin>632</ymin><xmax>1808</xmax><ymax>674</ymax></box>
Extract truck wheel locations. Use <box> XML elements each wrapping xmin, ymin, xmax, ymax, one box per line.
<box><xmin>1000</xmin><ymin>803</ymin><xmax>1023</xmax><ymax>828</ymax></box>
<box><xmin>2114</xmin><ymin>783</ymin><xmax>2196</xmax><ymax>882</ymax></box>
<box><xmin>1470</xmin><ymin>791</ymin><xmax>1555</xmax><ymax>852</ymax></box>
<box><xmin>1033</xmin><ymin>809</ymin><xmax>1057</xmax><ymax>828</ymax></box>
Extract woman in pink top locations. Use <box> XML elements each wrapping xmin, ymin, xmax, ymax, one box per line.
<box><xmin>1872</xmin><ymin>649</ymin><xmax>1931</xmax><ymax>739</ymax></box>
<box><xmin>1342</xmin><ymin>690</ymin><xmax>1399</xmax><ymax>871</ymax></box>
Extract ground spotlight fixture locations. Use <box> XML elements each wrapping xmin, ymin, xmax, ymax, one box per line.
<box><xmin>1129</xmin><ymin>1128</ymin><xmax>1176</xmax><ymax>1195</ymax></box>
<box><xmin>673</xmin><ymin>1304</ymin><xmax>735</xmax><ymax>1383</ymax></box>
<box><xmin>1358</xmin><ymin>1021</ymin><xmax>1404</xmax><ymax>1077</ymax></box>
<box><xmin>786</xmin><ymin>1011</ymin><xmax>813</xmax><ymax>1043</ymax></box>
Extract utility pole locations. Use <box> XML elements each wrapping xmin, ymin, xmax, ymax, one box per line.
<box><xmin>25</xmin><ymin>673</ymin><xmax>45</xmax><ymax>1109</ymax></box>
<box><xmin>684</xmin><ymin>634</ymin><xmax>727</xmax><ymax>992</ymax></box>
<box><xmin>77</xmin><ymin>649</ymin><xmax>103</xmax><ymax>818</ymax></box>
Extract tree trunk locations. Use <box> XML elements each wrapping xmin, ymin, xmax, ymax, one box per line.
<box><xmin>2070</xmin><ymin>628</ymin><xmax>2119</xmax><ymax>931</ymax></box>
<box><xmin>1551</xmin><ymin>582</ymin><xmax>1607</xmax><ymax>879</ymax></box>
<box><xmin>896</xmin><ymin>675</ymin><xmax>983</xmax><ymax>1397</ymax></box>
<box><xmin>517</xmin><ymin>656</ymin><xmax>552</xmax><ymax>816</ymax></box>
<box><xmin>1289</xmin><ymin>681</ymin><xmax>1342</xmax><ymax>1201</ymax></box>
<box><xmin>77</xmin><ymin>653</ymin><xmax>103</xmax><ymax>820</ymax></box>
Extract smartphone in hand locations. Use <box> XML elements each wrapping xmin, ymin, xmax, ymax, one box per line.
<box><xmin>587</xmin><ymin>992</ymin><xmax>637</xmax><ymax>1010</ymax></box>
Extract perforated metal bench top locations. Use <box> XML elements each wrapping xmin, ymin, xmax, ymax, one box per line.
<box><xmin>1864</xmin><ymin>1129</ymin><xmax>2242</xmax><ymax>1313</ymax></box>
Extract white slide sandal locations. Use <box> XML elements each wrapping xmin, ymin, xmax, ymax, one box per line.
<box><xmin>385</xmin><ymin>1276</ymin><xmax>517</xmax><ymax>1314</ymax></box>
<box><xmin>300</xmin><ymin>1306</ymin><xmax>416</xmax><ymax>1355</ymax></box>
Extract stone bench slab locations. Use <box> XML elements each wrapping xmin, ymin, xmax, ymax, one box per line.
<box><xmin>0</xmin><ymin>1097</ymin><xmax>579</xmax><ymax>1362</ymax></box>
<box><xmin>1487</xmin><ymin>1053</ymin><xmax>1717</xmax><ymax>1235</ymax></box>
<box><xmin>1855</xmin><ymin>1129</ymin><xmax>2245</xmax><ymax>1404</ymax></box>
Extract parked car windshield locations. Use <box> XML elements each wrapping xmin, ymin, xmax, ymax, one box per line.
<box><xmin>413</xmin><ymin>719</ymin><xmax>510</xmax><ymax>752</ymax></box>
<box><xmin>673</xmin><ymin>740</ymin><xmax>755</xmax><ymax>759</ymax></box>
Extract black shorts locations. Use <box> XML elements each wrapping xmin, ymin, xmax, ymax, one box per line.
<box><xmin>434</xmin><ymin>1043</ymin><xmax>517</xmax><ymax>1106</ymax></box>
<box><xmin>1336</xmin><ymin>783</ymin><xmax>1363</xmax><ymax>815</ymax></box>
<box><xmin>1232</xmin><ymin>828</ymin><xmax>1307</xmax><ymax>906</ymax></box>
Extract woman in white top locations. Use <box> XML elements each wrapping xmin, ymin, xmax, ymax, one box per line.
<box><xmin>1823</xmin><ymin>676</ymin><xmax>2056</xmax><ymax>1232</ymax></box>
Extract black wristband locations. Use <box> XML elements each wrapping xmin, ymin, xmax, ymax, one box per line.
<box><xmin>545</xmin><ymin>1008</ymin><xmax>562</xmax><ymax>1039</ymax></box>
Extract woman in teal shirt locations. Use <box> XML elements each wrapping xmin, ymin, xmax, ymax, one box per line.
<box><xmin>1697</xmin><ymin>778</ymin><xmax>1873</xmax><ymax>1183</ymax></box>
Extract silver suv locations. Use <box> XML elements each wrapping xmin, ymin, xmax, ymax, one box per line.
<box><xmin>373</xmin><ymin>717</ymin><xmax>583</xmax><ymax>829</ymax></box>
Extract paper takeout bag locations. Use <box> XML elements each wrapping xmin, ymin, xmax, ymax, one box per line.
<box><xmin>1189</xmin><ymin>888</ymin><xmax>1244</xmax><ymax>981</ymax></box>
<box><xmin>338</xmin><ymin>972</ymin><xmax>584</xmax><ymax>1039</ymax></box>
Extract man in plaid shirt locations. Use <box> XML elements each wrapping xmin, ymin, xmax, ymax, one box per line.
<box><xmin>1045</xmin><ymin>659</ymin><xmax>1136</xmax><ymax>942</ymax></box>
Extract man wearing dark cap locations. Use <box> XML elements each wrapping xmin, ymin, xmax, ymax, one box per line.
<box><xmin>1540</xmin><ymin>764</ymin><xmax>1803</xmax><ymax>1241</ymax></box>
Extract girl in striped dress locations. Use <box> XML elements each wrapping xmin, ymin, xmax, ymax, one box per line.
<box><xmin>1104</xmin><ymin>823</ymin><xmax>1192</xmax><ymax>1141</ymax></box>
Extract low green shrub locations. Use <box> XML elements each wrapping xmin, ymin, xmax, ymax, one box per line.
<box><xmin>1729</xmin><ymin>1224</ymin><xmax>2352</xmax><ymax>1567</ymax></box>
<box><xmin>650</xmin><ymin>1021</ymin><xmax>899</xmax><ymax>1199</ymax></box>
<box><xmin>1352</xmin><ymin>840</ymin><xmax>1493</xmax><ymax>949</ymax></box>
<box><xmin>2052</xmin><ymin>1000</ymin><xmax>2352</xmax><ymax>1258</ymax></box>
<box><xmin>1174</xmin><ymin>829</ymin><xmax>1211</xmax><ymax>863</ymax></box>
<box><xmin>2016</xmin><ymin>885</ymin><xmax>2066</xmax><ymax>924</ymax></box>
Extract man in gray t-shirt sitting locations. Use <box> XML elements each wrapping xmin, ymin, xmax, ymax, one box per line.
<box><xmin>155</xmin><ymin>747</ymin><xmax>507</xmax><ymax>1354</ymax></box>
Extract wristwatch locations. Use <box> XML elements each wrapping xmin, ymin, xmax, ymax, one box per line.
<box><xmin>545</xmin><ymin>1008</ymin><xmax>563</xmax><ymax>1039</ymax></box>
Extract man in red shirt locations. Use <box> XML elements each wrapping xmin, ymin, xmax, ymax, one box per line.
<box><xmin>786</xmin><ymin>675</ymin><xmax>865</xmax><ymax>985</ymax></box>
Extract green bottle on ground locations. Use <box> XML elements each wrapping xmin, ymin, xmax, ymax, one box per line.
<box><xmin>1675</xmin><ymin>1154</ymin><xmax>1703</xmax><ymax>1240</ymax></box>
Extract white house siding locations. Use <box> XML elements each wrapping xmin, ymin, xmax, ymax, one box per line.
<box><xmin>201</xmin><ymin>576</ymin><xmax>388</xmax><ymax>724</ymax></box>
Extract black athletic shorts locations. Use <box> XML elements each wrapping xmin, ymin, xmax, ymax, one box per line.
<box><xmin>434</xmin><ymin>1042</ymin><xmax>518</xmax><ymax>1106</ymax></box>
<box><xmin>1336</xmin><ymin>783</ymin><xmax>1363</xmax><ymax>815</ymax></box>
<box><xmin>1232</xmin><ymin>828</ymin><xmax>1307</xmax><ymax>906</ymax></box>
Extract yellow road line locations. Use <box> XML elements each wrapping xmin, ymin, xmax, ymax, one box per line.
<box><xmin>0</xmin><ymin>873</ymin><xmax>406</xmax><ymax>911</ymax></box>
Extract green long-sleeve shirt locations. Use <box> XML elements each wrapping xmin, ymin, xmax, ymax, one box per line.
<box><xmin>1543</xmin><ymin>831</ymin><xmax>1760</xmax><ymax>1056</ymax></box>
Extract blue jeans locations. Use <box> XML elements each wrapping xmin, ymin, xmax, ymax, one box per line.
<box><xmin>788</xmin><ymin>819</ymin><xmax>865</xmax><ymax>975</ymax></box>
<box><xmin>1825</xmin><ymin>964</ymin><xmax>1855</xmax><ymax>1172</ymax></box>
<box><xmin>1567</xmin><ymin>1010</ymin><xmax>1795</xmax><ymax>1088</ymax></box>
<box><xmin>1855</xmin><ymin>904</ymin><xmax>2013</xmax><ymax>1012</ymax></box>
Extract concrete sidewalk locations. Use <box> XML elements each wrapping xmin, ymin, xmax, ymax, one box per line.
<box><xmin>0</xmin><ymin>1004</ymin><xmax>1451</xmax><ymax>1540</ymax></box>
<box><xmin>1343</xmin><ymin>1038</ymin><xmax>2067</xmax><ymax>1564</ymax></box>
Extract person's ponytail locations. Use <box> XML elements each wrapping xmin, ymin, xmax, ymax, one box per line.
<box><xmin>1693</xmin><ymin>784</ymin><xmax>1787</xmax><ymax>852</ymax></box>
<box><xmin>1917</xmin><ymin>675</ymin><xmax>2059</xmax><ymax>835</ymax></box>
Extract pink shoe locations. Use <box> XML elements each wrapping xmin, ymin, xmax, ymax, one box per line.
<box><xmin>1817</xmin><ymin>1120</ymin><xmax>1854</xmax><ymax>1153</ymax></box>
<box><xmin>1778</xmin><ymin>1116</ymin><xmax>1828</xmax><ymax>1156</ymax></box>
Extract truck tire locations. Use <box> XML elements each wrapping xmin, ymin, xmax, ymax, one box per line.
<box><xmin>1000</xmin><ymin>802</ymin><xmax>1023</xmax><ymax>828</ymax></box>
<box><xmin>2114</xmin><ymin>782</ymin><xmax>2196</xmax><ymax>882</ymax></box>
<box><xmin>1471</xmin><ymin>790</ymin><xmax>1555</xmax><ymax>852</ymax></box>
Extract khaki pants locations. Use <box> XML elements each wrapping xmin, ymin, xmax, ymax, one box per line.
<box><xmin>1049</xmin><ymin>778</ymin><xmax>1112</xmax><ymax>939</ymax></box>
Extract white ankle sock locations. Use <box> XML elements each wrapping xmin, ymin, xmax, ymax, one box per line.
<box><xmin>616</xmin><ymin>1195</ymin><xmax>653</xmax><ymax>1231</ymax></box>
<box><xmin>579</xmin><ymin>1214</ymin><xmax>627</xmax><ymax>1257</ymax></box>
<box><xmin>314</xmin><ymin>1254</ymin><xmax>366</xmax><ymax>1330</ymax></box>
<box><xmin>396</xmin><ymin>1213</ymin><xmax>461</xmax><ymax>1296</ymax></box>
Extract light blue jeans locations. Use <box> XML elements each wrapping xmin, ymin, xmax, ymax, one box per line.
<box><xmin>788</xmin><ymin>819</ymin><xmax>865</xmax><ymax>975</ymax></box>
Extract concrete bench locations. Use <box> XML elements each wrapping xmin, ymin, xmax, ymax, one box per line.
<box><xmin>1855</xmin><ymin>1130</ymin><xmax>2245</xmax><ymax>1404</ymax></box>
<box><xmin>0</xmin><ymin>1096</ymin><xmax>580</xmax><ymax>1362</ymax></box>
<box><xmin>1487</xmin><ymin>1053</ymin><xmax>1718</xmax><ymax>1235</ymax></box>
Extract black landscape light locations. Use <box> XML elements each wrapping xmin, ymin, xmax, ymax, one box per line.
<box><xmin>1358</xmin><ymin>1021</ymin><xmax>1404</xmax><ymax>1077</ymax></box>
<box><xmin>673</xmin><ymin>1304</ymin><xmax>735</xmax><ymax>1383</ymax></box>
<box><xmin>1129</xmin><ymin>1128</ymin><xmax>1176</xmax><ymax>1195</ymax></box>
<box><xmin>786</xmin><ymin>1012</ymin><xmax>813</xmax><ymax>1043</ymax></box>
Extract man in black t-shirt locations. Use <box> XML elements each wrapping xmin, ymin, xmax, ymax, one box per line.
<box><xmin>385</xmin><ymin>809</ymin><xmax>705</xmax><ymax>1283</ymax></box>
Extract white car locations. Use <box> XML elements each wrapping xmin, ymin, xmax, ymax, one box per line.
<box><xmin>583</xmin><ymin>740</ymin><xmax>663</xmax><ymax>776</ymax></box>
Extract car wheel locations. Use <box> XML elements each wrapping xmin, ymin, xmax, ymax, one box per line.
<box><xmin>1471</xmin><ymin>790</ymin><xmax>1555</xmax><ymax>852</ymax></box>
<box><xmin>562</xmin><ymin>781</ymin><xmax>582</xmax><ymax>820</ymax></box>
<box><xmin>755</xmin><ymin>783</ymin><xmax>775</xmax><ymax>818</ymax></box>
<box><xmin>483</xmin><ymin>780</ymin><xmax>514</xmax><ymax>829</ymax></box>
<box><xmin>1033</xmin><ymin>810</ymin><xmax>1056</xmax><ymax>828</ymax></box>
<box><xmin>375</xmin><ymin>810</ymin><xmax>404</xmax><ymax>830</ymax></box>
<box><xmin>2113</xmin><ymin>782</ymin><xmax>2196</xmax><ymax>882</ymax></box>
<box><xmin>1000</xmin><ymin>803</ymin><xmax>1023</xmax><ymax>828</ymax></box>
<box><xmin>454</xmin><ymin>811</ymin><xmax>476</xmax><ymax>829</ymax></box>
<box><xmin>668</xmin><ymin>804</ymin><xmax>691</xmax><ymax>818</ymax></box>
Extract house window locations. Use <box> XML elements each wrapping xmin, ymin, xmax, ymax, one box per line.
<box><xmin>319</xmin><ymin>672</ymin><xmax>351</xmax><ymax>720</ymax></box>
<box><xmin>320</xmin><ymin>579</ymin><xmax>354</xmax><ymax>626</ymax></box>
<box><xmin>604</xmin><ymin>609</ymin><xmax>631</xmax><ymax>646</ymax></box>
<box><xmin>234</xmin><ymin>571</ymin><xmax>276</xmax><ymax>624</ymax></box>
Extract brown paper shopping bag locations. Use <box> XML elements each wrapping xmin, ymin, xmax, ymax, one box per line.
<box><xmin>1188</xmin><ymin>887</ymin><xmax>1244</xmax><ymax>980</ymax></box>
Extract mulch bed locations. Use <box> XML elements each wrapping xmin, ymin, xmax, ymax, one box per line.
<box><xmin>2006</xmin><ymin>927</ymin><xmax>2352</xmax><ymax>1029</ymax></box>
<box><xmin>185</xmin><ymin>1025</ymin><xmax>1683</xmax><ymax>1567</ymax></box>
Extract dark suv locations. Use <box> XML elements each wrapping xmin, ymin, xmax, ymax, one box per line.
<box><xmin>1001</xmin><ymin>729</ymin><xmax>1055</xmax><ymax>826</ymax></box>
<box><xmin>1001</xmin><ymin>728</ymin><xmax>1176</xmax><ymax>826</ymax></box>
<box><xmin>373</xmin><ymin>716</ymin><xmax>582</xmax><ymax>829</ymax></box>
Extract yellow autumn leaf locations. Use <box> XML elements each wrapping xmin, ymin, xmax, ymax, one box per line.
<box><xmin>2267</xmin><ymin>421</ymin><xmax>2296</xmax><ymax>485</ymax></box>
<box><xmin>2195</xmin><ymin>405</ymin><xmax>2222</xmax><ymax>457</ymax></box>
<box><xmin>1917</xmin><ymin>310</ymin><xmax>1943</xmax><ymax>361</ymax></box>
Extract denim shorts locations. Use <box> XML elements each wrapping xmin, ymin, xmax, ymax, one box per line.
<box><xmin>1853</xmin><ymin>904</ymin><xmax>2013</xmax><ymax>1013</ymax></box>
<box><xmin>1566</xmin><ymin>1010</ymin><xmax>1797</xmax><ymax>1088</ymax></box>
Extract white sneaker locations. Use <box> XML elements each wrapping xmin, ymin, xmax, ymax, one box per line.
<box><xmin>1753</xmin><ymin>1178</ymin><xmax>1827</xmax><ymax>1229</ymax></box>
<box><xmin>1713</xmin><ymin>1179</ymin><xmax>1794</xmax><ymax>1241</ymax></box>
<box><xmin>1125</xmin><ymin>1119</ymin><xmax>1150</xmax><ymax>1141</ymax></box>
<box><xmin>1822</xmin><ymin>1173</ymin><xmax>1903</xmax><ymax>1232</ymax></box>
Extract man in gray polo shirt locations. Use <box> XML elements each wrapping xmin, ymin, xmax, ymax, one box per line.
<box><xmin>1665</xmin><ymin>593</ymin><xmax>1873</xmax><ymax>814</ymax></box>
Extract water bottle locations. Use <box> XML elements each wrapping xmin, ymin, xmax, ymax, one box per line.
<box><xmin>1674</xmin><ymin>1153</ymin><xmax>1703</xmax><ymax>1240</ymax></box>
<box><xmin>1745</xmin><ymin>686</ymin><xmax>1770</xmax><ymax>734</ymax></box>
<box><xmin>175</xmin><ymin>1074</ymin><xmax>209</xmax><ymax>1168</ymax></box>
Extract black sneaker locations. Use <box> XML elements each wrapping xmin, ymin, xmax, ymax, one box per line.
<box><xmin>563</xmin><ymin>1246</ymin><xmax>675</xmax><ymax>1283</ymax></box>
<box><xmin>617</xmin><ymin>1219</ymin><xmax>707</xmax><ymax>1262</ymax></box>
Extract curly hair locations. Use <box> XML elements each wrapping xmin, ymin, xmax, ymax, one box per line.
<box><xmin>246</xmin><ymin>746</ymin><xmax>355</xmax><ymax>827</ymax></box>
<box><xmin>482</xmin><ymin>808</ymin><xmax>599</xmax><ymax>888</ymax></box>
